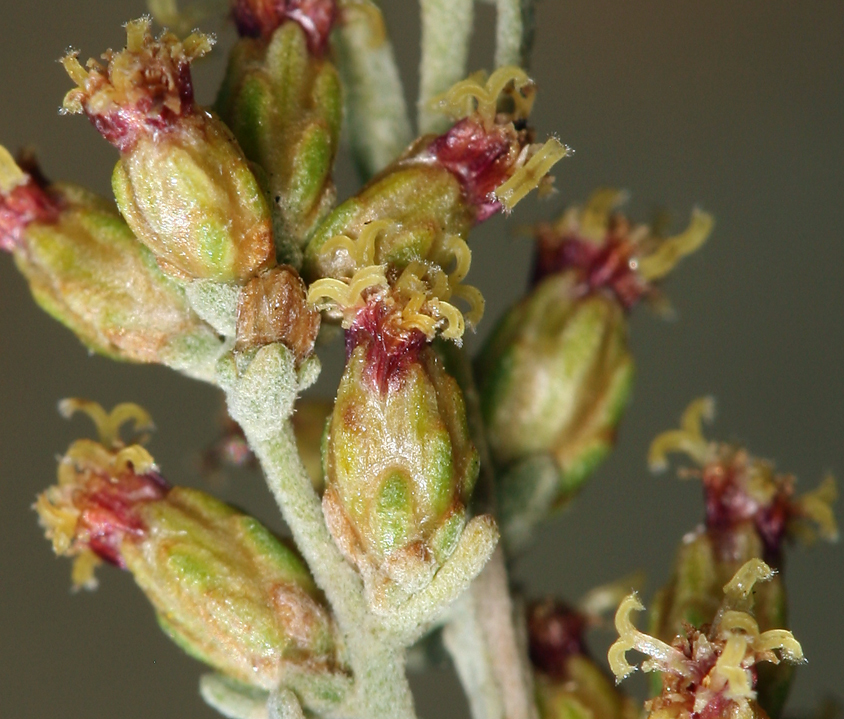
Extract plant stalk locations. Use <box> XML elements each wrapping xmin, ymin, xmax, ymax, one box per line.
<box><xmin>438</xmin><ymin>342</ymin><xmax>539</xmax><ymax>719</ymax></box>
<box><xmin>237</xmin><ymin>415</ymin><xmax>417</xmax><ymax>719</ymax></box>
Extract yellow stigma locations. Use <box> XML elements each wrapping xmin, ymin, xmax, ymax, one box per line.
<box><xmin>637</xmin><ymin>208</ymin><xmax>714</xmax><ymax>281</ymax></box>
<box><xmin>648</xmin><ymin>396</ymin><xmax>716</xmax><ymax>472</ymax></box>
<box><xmin>608</xmin><ymin>592</ymin><xmax>692</xmax><ymax>682</ymax></box>
<box><xmin>313</xmin><ymin>226</ymin><xmax>485</xmax><ymax>342</ymax></box>
<box><xmin>58</xmin><ymin>398</ymin><xmax>155</xmax><ymax>450</ymax></box>
<box><xmin>432</xmin><ymin>65</ymin><xmax>534</xmax><ymax>125</ymax></box>
<box><xmin>493</xmin><ymin>138</ymin><xmax>569</xmax><ymax>212</ymax></box>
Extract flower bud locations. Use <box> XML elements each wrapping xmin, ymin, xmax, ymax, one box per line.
<box><xmin>62</xmin><ymin>18</ymin><xmax>274</xmax><ymax>282</ymax></box>
<box><xmin>0</xmin><ymin>148</ymin><xmax>221</xmax><ymax>369</ymax></box>
<box><xmin>304</xmin><ymin>66</ymin><xmax>567</xmax><ymax>284</ymax></box>
<box><xmin>475</xmin><ymin>189</ymin><xmax>713</xmax><ymax>547</ymax></box>
<box><xmin>647</xmin><ymin>398</ymin><xmax>837</xmax><ymax>717</ymax></box>
<box><xmin>321</xmin><ymin>299</ymin><xmax>480</xmax><ymax>611</ymax></box>
<box><xmin>36</xmin><ymin>400</ymin><xmax>344</xmax><ymax>691</ymax></box>
<box><xmin>216</xmin><ymin>0</ymin><xmax>341</xmax><ymax>263</ymax></box>
<box><xmin>610</xmin><ymin>560</ymin><xmax>805</xmax><ymax>719</ymax></box>
<box><xmin>528</xmin><ymin>599</ymin><xmax>638</xmax><ymax>719</ymax></box>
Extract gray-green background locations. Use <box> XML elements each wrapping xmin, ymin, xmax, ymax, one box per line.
<box><xmin>1</xmin><ymin>1</ymin><xmax>842</xmax><ymax>716</ymax></box>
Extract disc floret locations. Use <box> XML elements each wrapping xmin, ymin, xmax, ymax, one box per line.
<box><xmin>609</xmin><ymin>560</ymin><xmax>805</xmax><ymax>719</ymax></box>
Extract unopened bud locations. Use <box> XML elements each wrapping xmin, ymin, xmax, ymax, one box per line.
<box><xmin>321</xmin><ymin>305</ymin><xmax>479</xmax><ymax>610</ymax></box>
<box><xmin>475</xmin><ymin>189</ymin><xmax>713</xmax><ymax>547</ymax></box>
<box><xmin>233</xmin><ymin>0</ymin><xmax>337</xmax><ymax>50</ymax></box>
<box><xmin>0</xmin><ymin>149</ymin><xmax>221</xmax><ymax>368</ymax></box>
<box><xmin>236</xmin><ymin>265</ymin><xmax>320</xmax><ymax>364</ymax></box>
<box><xmin>216</xmin><ymin>1</ymin><xmax>341</xmax><ymax>263</ymax></box>
<box><xmin>62</xmin><ymin>18</ymin><xmax>274</xmax><ymax>282</ymax></box>
<box><xmin>36</xmin><ymin>400</ymin><xmax>345</xmax><ymax>690</ymax></box>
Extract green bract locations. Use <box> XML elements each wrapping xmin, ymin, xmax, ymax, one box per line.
<box><xmin>9</xmin><ymin>180</ymin><xmax>221</xmax><ymax>370</ymax></box>
<box><xmin>112</xmin><ymin>117</ymin><xmax>275</xmax><ymax>282</ymax></box>
<box><xmin>126</xmin><ymin>487</ymin><xmax>344</xmax><ymax>691</ymax></box>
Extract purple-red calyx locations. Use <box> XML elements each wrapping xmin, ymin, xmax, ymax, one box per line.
<box><xmin>233</xmin><ymin>0</ymin><xmax>337</xmax><ymax>53</ymax></box>
<box><xmin>345</xmin><ymin>299</ymin><xmax>427</xmax><ymax>394</ymax></box>
<box><xmin>527</xmin><ymin>600</ymin><xmax>589</xmax><ymax>679</ymax></box>
<box><xmin>427</xmin><ymin>117</ymin><xmax>529</xmax><ymax>223</ymax></box>
<box><xmin>67</xmin><ymin>462</ymin><xmax>169</xmax><ymax>568</ymax></box>
<box><xmin>0</xmin><ymin>162</ymin><xmax>61</xmax><ymax>253</ymax></box>
<box><xmin>701</xmin><ymin>451</ymin><xmax>796</xmax><ymax>564</ymax></box>
<box><xmin>532</xmin><ymin>215</ymin><xmax>649</xmax><ymax>310</ymax></box>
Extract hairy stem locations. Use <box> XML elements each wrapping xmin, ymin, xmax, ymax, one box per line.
<box><xmin>438</xmin><ymin>342</ymin><xmax>539</xmax><ymax>719</ymax></box>
<box><xmin>229</xmin><ymin>387</ymin><xmax>417</xmax><ymax>719</ymax></box>
<box><xmin>336</xmin><ymin>0</ymin><xmax>413</xmax><ymax>179</ymax></box>
<box><xmin>418</xmin><ymin>0</ymin><xmax>474</xmax><ymax>134</ymax></box>
<box><xmin>493</xmin><ymin>0</ymin><xmax>536</xmax><ymax>69</ymax></box>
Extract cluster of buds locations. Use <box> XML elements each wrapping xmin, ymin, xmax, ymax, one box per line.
<box><xmin>475</xmin><ymin>188</ymin><xmax>714</xmax><ymax>548</ymax></box>
<box><xmin>216</xmin><ymin>0</ymin><xmax>342</xmax><ymax>263</ymax></box>
<box><xmin>300</xmin><ymin>68</ymin><xmax>565</xmax><ymax>611</ymax></box>
<box><xmin>0</xmin><ymin>146</ymin><xmax>221</xmax><ymax>371</ymax></box>
<box><xmin>647</xmin><ymin>398</ymin><xmax>837</xmax><ymax>716</ymax></box>
<box><xmin>610</xmin><ymin>559</ymin><xmax>805</xmax><ymax>719</ymax></box>
<box><xmin>36</xmin><ymin>400</ymin><xmax>346</xmax><ymax>696</ymax></box>
<box><xmin>60</xmin><ymin>17</ymin><xmax>324</xmax><ymax>366</ymax></box>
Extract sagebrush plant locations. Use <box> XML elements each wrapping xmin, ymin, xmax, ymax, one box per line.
<box><xmin>1</xmin><ymin>2</ymin><xmax>841</xmax><ymax>719</ymax></box>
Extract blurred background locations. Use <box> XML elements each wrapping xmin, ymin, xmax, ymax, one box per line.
<box><xmin>1</xmin><ymin>1</ymin><xmax>842</xmax><ymax>716</ymax></box>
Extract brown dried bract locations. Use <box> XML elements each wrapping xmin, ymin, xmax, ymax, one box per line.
<box><xmin>236</xmin><ymin>265</ymin><xmax>320</xmax><ymax>363</ymax></box>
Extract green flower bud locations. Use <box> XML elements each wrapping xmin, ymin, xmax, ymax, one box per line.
<box><xmin>62</xmin><ymin>18</ymin><xmax>274</xmax><ymax>282</ymax></box>
<box><xmin>646</xmin><ymin>398</ymin><xmax>838</xmax><ymax>717</ymax></box>
<box><xmin>216</xmin><ymin>0</ymin><xmax>341</xmax><ymax>263</ymax></box>
<box><xmin>304</xmin><ymin>66</ymin><xmax>567</xmax><ymax>284</ymax></box>
<box><xmin>0</xmin><ymin>148</ymin><xmax>221</xmax><ymax>370</ymax></box>
<box><xmin>475</xmin><ymin>189</ymin><xmax>713</xmax><ymax>547</ymax></box>
<box><xmin>610</xmin><ymin>560</ymin><xmax>805</xmax><ymax>719</ymax></box>
<box><xmin>321</xmin><ymin>300</ymin><xmax>480</xmax><ymax>611</ymax></box>
<box><xmin>36</xmin><ymin>400</ymin><xmax>346</xmax><ymax>693</ymax></box>
<box><xmin>478</xmin><ymin>273</ymin><xmax>634</xmax><ymax>498</ymax></box>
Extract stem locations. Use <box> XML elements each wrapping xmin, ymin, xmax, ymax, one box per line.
<box><xmin>235</xmin><ymin>411</ymin><xmax>417</xmax><ymax>719</ymax></box>
<box><xmin>336</xmin><ymin>0</ymin><xmax>413</xmax><ymax>179</ymax></box>
<box><xmin>438</xmin><ymin>342</ymin><xmax>539</xmax><ymax>719</ymax></box>
<box><xmin>493</xmin><ymin>0</ymin><xmax>537</xmax><ymax>69</ymax></box>
<box><xmin>418</xmin><ymin>0</ymin><xmax>474</xmax><ymax>134</ymax></box>
<box><xmin>245</xmin><ymin>420</ymin><xmax>365</xmax><ymax>630</ymax></box>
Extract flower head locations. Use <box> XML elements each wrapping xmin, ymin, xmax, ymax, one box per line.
<box><xmin>649</xmin><ymin>397</ymin><xmax>838</xmax><ymax>560</ymax></box>
<box><xmin>532</xmin><ymin>188</ymin><xmax>713</xmax><ymax>310</ymax></box>
<box><xmin>609</xmin><ymin>560</ymin><xmax>804</xmax><ymax>719</ymax></box>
